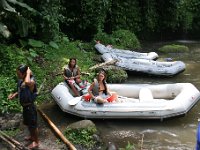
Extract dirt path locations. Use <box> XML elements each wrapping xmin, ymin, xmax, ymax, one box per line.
<box><xmin>0</xmin><ymin>114</ymin><xmax>67</xmax><ymax>150</ymax></box>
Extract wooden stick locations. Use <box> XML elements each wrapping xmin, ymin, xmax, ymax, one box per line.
<box><xmin>37</xmin><ymin>108</ymin><xmax>77</xmax><ymax>150</ymax></box>
<box><xmin>54</xmin><ymin>71</ymin><xmax>90</xmax><ymax>77</ymax></box>
<box><xmin>0</xmin><ymin>134</ymin><xmax>16</xmax><ymax>149</ymax></box>
<box><xmin>0</xmin><ymin>130</ymin><xmax>29</xmax><ymax>150</ymax></box>
<box><xmin>140</xmin><ymin>133</ymin><xmax>144</xmax><ymax>150</ymax></box>
<box><xmin>37</xmin><ymin>78</ymin><xmax>46</xmax><ymax>95</ymax></box>
<box><xmin>89</xmin><ymin>59</ymin><xmax>117</xmax><ymax>70</ymax></box>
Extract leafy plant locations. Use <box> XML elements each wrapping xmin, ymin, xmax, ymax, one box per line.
<box><xmin>158</xmin><ymin>44</ymin><xmax>189</xmax><ymax>53</ymax></box>
<box><xmin>119</xmin><ymin>141</ymin><xmax>136</xmax><ymax>150</ymax></box>
<box><xmin>93</xmin><ymin>31</ymin><xmax>114</xmax><ymax>45</ymax></box>
<box><xmin>0</xmin><ymin>76</ymin><xmax>21</xmax><ymax>113</ymax></box>
<box><xmin>29</xmin><ymin>49</ymin><xmax>39</xmax><ymax>58</ymax></box>
<box><xmin>0</xmin><ymin>0</ymin><xmax>38</xmax><ymax>39</ymax></box>
<box><xmin>49</xmin><ymin>41</ymin><xmax>59</xmax><ymax>49</ymax></box>
<box><xmin>93</xmin><ymin>29</ymin><xmax>141</xmax><ymax>50</ymax></box>
<box><xmin>64</xmin><ymin>127</ymin><xmax>97</xmax><ymax>149</ymax></box>
<box><xmin>106</xmin><ymin>69</ymin><xmax>128</xmax><ymax>83</ymax></box>
<box><xmin>112</xmin><ymin>29</ymin><xmax>141</xmax><ymax>49</ymax></box>
<box><xmin>2</xmin><ymin>129</ymin><xmax>20</xmax><ymax>137</ymax></box>
<box><xmin>28</xmin><ymin>39</ymin><xmax>44</xmax><ymax>48</ymax></box>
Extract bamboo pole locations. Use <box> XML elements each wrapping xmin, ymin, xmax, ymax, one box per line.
<box><xmin>54</xmin><ymin>71</ymin><xmax>90</xmax><ymax>77</ymax></box>
<box><xmin>0</xmin><ymin>134</ymin><xmax>16</xmax><ymax>149</ymax></box>
<box><xmin>37</xmin><ymin>78</ymin><xmax>46</xmax><ymax>95</ymax></box>
<box><xmin>0</xmin><ymin>130</ymin><xmax>29</xmax><ymax>150</ymax></box>
<box><xmin>37</xmin><ymin>108</ymin><xmax>77</xmax><ymax>150</ymax></box>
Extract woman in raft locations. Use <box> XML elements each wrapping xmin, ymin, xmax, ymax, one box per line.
<box><xmin>63</xmin><ymin>58</ymin><xmax>82</xmax><ymax>96</ymax></box>
<box><xmin>88</xmin><ymin>70</ymin><xmax>117</xmax><ymax>104</ymax></box>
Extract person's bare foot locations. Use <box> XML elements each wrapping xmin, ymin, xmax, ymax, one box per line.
<box><xmin>28</xmin><ymin>141</ymin><xmax>39</xmax><ymax>149</ymax></box>
<box><xmin>103</xmin><ymin>99</ymin><xmax>107</xmax><ymax>103</ymax></box>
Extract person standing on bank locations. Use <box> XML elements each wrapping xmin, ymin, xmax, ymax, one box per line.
<box><xmin>8</xmin><ymin>65</ymin><xmax>39</xmax><ymax>149</ymax></box>
<box><xmin>63</xmin><ymin>58</ymin><xmax>82</xmax><ymax>97</ymax></box>
<box><xmin>88</xmin><ymin>70</ymin><xmax>112</xmax><ymax>104</ymax></box>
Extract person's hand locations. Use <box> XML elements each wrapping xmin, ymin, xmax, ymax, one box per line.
<box><xmin>103</xmin><ymin>99</ymin><xmax>108</xmax><ymax>103</ymax></box>
<box><xmin>70</xmin><ymin>77</ymin><xmax>75</xmax><ymax>80</ymax></box>
<box><xmin>8</xmin><ymin>94</ymin><xmax>13</xmax><ymax>100</ymax></box>
<box><xmin>26</xmin><ymin>67</ymin><xmax>32</xmax><ymax>75</ymax></box>
<box><xmin>8</xmin><ymin>93</ymin><xmax>16</xmax><ymax>100</ymax></box>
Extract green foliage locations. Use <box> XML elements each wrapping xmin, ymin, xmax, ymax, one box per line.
<box><xmin>107</xmin><ymin>69</ymin><xmax>128</xmax><ymax>83</ymax></box>
<box><xmin>0</xmin><ymin>22</ymin><xmax>11</xmax><ymax>38</ymax></box>
<box><xmin>2</xmin><ymin>129</ymin><xmax>20</xmax><ymax>137</ymax></box>
<box><xmin>38</xmin><ymin>0</ymin><xmax>64</xmax><ymax>41</ymax></box>
<box><xmin>140</xmin><ymin>0</ymin><xmax>158</xmax><ymax>32</ymax></box>
<box><xmin>183</xmin><ymin>0</ymin><xmax>200</xmax><ymax>34</ymax></box>
<box><xmin>19</xmin><ymin>39</ymin><xmax>28</xmax><ymax>48</ymax></box>
<box><xmin>34</xmin><ymin>39</ymin><xmax>95</xmax><ymax>102</ymax></box>
<box><xmin>29</xmin><ymin>49</ymin><xmax>39</xmax><ymax>58</ymax></box>
<box><xmin>109</xmin><ymin>1</ymin><xmax>141</xmax><ymax>33</ymax></box>
<box><xmin>177</xmin><ymin>1</ymin><xmax>193</xmax><ymax>31</ymax></box>
<box><xmin>28</xmin><ymin>39</ymin><xmax>44</xmax><ymax>48</ymax></box>
<box><xmin>112</xmin><ymin>30</ymin><xmax>141</xmax><ymax>49</ymax></box>
<box><xmin>93</xmin><ymin>31</ymin><xmax>114</xmax><ymax>45</ymax></box>
<box><xmin>60</xmin><ymin>0</ymin><xmax>200</xmax><ymax>40</ymax></box>
<box><xmin>64</xmin><ymin>127</ymin><xmax>97</xmax><ymax>149</ymax></box>
<box><xmin>80</xmin><ymin>0</ymin><xmax>111</xmax><ymax>31</ymax></box>
<box><xmin>119</xmin><ymin>141</ymin><xmax>136</xmax><ymax>150</ymax></box>
<box><xmin>0</xmin><ymin>0</ymin><xmax>38</xmax><ymax>39</ymax></box>
<box><xmin>156</xmin><ymin>1</ymin><xmax>180</xmax><ymax>29</ymax></box>
<box><xmin>77</xmin><ymin>42</ymin><xmax>94</xmax><ymax>52</ymax></box>
<box><xmin>2</xmin><ymin>0</ymin><xmax>200</xmax><ymax>42</ymax></box>
<box><xmin>0</xmin><ymin>76</ymin><xmax>21</xmax><ymax>113</ymax></box>
<box><xmin>0</xmin><ymin>37</ymin><xmax>97</xmax><ymax>114</ymax></box>
<box><xmin>62</xmin><ymin>36</ymin><xmax>69</xmax><ymax>43</ymax></box>
<box><xmin>49</xmin><ymin>41</ymin><xmax>59</xmax><ymax>49</ymax></box>
<box><xmin>158</xmin><ymin>44</ymin><xmax>189</xmax><ymax>53</ymax></box>
<box><xmin>94</xmin><ymin>29</ymin><xmax>141</xmax><ymax>49</ymax></box>
<box><xmin>62</xmin><ymin>0</ymin><xmax>111</xmax><ymax>39</ymax></box>
<box><xmin>0</xmin><ymin>44</ymin><xmax>27</xmax><ymax>75</ymax></box>
<box><xmin>0</xmin><ymin>44</ymin><xmax>35</xmax><ymax>113</ymax></box>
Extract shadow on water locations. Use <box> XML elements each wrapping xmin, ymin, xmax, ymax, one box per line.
<box><xmin>41</xmin><ymin>40</ymin><xmax>200</xmax><ymax>150</ymax></box>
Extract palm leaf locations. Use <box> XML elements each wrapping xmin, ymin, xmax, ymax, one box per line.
<box><xmin>0</xmin><ymin>22</ymin><xmax>11</xmax><ymax>38</ymax></box>
<box><xmin>7</xmin><ymin>0</ymin><xmax>38</xmax><ymax>13</ymax></box>
<box><xmin>1</xmin><ymin>0</ymin><xmax>16</xmax><ymax>12</ymax></box>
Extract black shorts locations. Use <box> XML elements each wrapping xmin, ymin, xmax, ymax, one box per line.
<box><xmin>23</xmin><ymin>105</ymin><xmax>37</xmax><ymax>129</ymax></box>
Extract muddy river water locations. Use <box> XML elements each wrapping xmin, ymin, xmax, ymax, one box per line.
<box><xmin>41</xmin><ymin>40</ymin><xmax>200</xmax><ymax>150</ymax></box>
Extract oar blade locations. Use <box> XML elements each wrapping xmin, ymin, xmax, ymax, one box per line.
<box><xmin>68</xmin><ymin>97</ymin><xmax>82</xmax><ymax>106</ymax></box>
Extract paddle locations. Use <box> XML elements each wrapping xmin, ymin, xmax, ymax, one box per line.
<box><xmin>68</xmin><ymin>97</ymin><xmax>82</xmax><ymax>106</ymax></box>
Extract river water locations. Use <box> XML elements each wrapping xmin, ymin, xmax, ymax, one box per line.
<box><xmin>41</xmin><ymin>40</ymin><xmax>200</xmax><ymax>150</ymax></box>
<box><xmin>95</xmin><ymin>41</ymin><xmax>200</xmax><ymax>150</ymax></box>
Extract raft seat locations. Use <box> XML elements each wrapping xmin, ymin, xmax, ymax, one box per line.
<box><xmin>139</xmin><ymin>87</ymin><xmax>154</xmax><ymax>102</ymax></box>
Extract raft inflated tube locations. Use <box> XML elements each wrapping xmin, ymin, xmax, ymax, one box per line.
<box><xmin>82</xmin><ymin>93</ymin><xmax>117</xmax><ymax>102</ymax></box>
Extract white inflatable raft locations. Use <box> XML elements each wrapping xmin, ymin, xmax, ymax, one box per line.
<box><xmin>51</xmin><ymin>82</ymin><xmax>200</xmax><ymax>120</ymax></box>
<box><xmin>95</xmin><ymin>43</ymin><xmax>158</xmax><ymax>60</ymax></box>
<box><xmin>102</xmin><ymin>53</ymin><xmax>186</xmax><ymax>76</ymax></box>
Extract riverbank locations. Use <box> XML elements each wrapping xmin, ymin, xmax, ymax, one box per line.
<box><xmin>0</xmin><ymin>102</ymin><xmax>105</xmax><ymax>150</ymax></box>
<box><xmin>0</xmin><ymin>38</ymin><xmax>130</xmax><ymax>149</ymax></box>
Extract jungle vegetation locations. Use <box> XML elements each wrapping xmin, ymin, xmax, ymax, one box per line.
<box><xmin>1</xmin><ymin>0</ymin><xmax>200</xmax><ymax>113</ymax></box>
